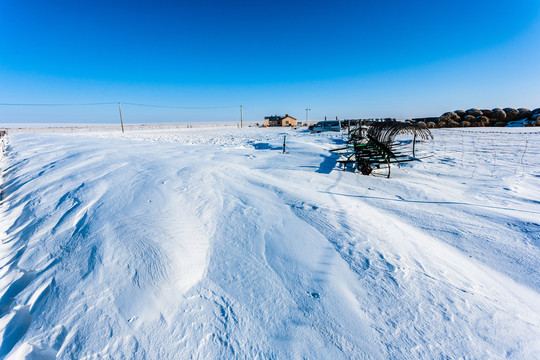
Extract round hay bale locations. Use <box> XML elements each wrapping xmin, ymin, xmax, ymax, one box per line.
<box><xmin>417</xmin><ymin>121</ymin><xmax>427</xmax><ymax>129</ymax></box>
<box><xmin>518</xmin><ymin>108</ymin><xmax>532</xmax><ymax>118</ymax></box>
<box><xmin>442</xmin><ymin>111</ymin><xmax>460</xmax><ymax>121</ymax></box>
<box><xmin>490</xmin><ymin>118</ymin><xmax>500</xmax><ymax>126</ymax></box>
<box><xmin>491</xmin><ymin>108</ymin><xmax>506</xmax><ymax>121</ymax></box>
<box><xmin>480</xmin><ymin>109</ymin><xmax>493</xmax><ymax>117</ymax></box>
<box><xmin>532</xmin><ymin>108</ymin><xmax>540</xmax><ymax>114</ymax></box>
<box><xmin>535</xmin><ymin>118</ymin><xmax>540</xmax><ymax>126</ymax></box>
<box><xmin>427</xmin><ymin>121</ymin><xmax>436</xmax><ymax>128</ymax></box>
<box><xmin>438</xmin><ymin>115</ymin><xmax>449</xmax><ymax>122</ymax></box>
<box><xmin>476</xmin><ymin>116</ymin><xmax>489</xmax><ymax>125</ymax></box>
<box><xmin>437</xmin><ymin>120</ymin><xmax>447</xmax><ymax>128</ymax></box>
<box><xmin>494</xmin><ymin>121</ymin><xmax>507</xmax><ymax>127</ymax></box>
<box><xmin>464</xmin><ymin>115</ymin><xmax>476</xmax><ymax>122</ymax></box>
<box><xmin>448</xmin><ymin>121</ymin><xmax>460</xmax><ymax>128</ymax></box>
<box><xmin>466</xmin><ymin>108</ymin><xmax>483</xmax><ymax>117</ymax></box>
<box><xmin>503</xmin><ymin>108</ymin><xmax>519</xmax><ymax>121</ymax></box>
<box><xmin>454</xmin><ymin>110</ymin><xmax>467</xmax><ymax>118</ymax></box>
<box><xmin>460</xmin><ymin>121</ymin><xmax>471</xmax><ymax>127</ymax></box>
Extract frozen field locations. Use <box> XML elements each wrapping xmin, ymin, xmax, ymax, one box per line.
<box><xmin>0</xmin><ymin>126</ymin><xmax>539</xmax><ymax>359</ymax></box>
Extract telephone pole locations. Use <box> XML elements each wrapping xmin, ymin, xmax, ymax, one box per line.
<box><xmin>305</xmin><ymin>107</ymin><xmax>311</xmax><ymax>123</ymax></box>
<box><xmin>240</xmin><ymin>105</ymin><xmax>243</xmax><ymax>128</ymax></box>
<box><xmin>118</xmin><ymin>102</ymin><xmax>125</xmax><ymax>133</ymax></box>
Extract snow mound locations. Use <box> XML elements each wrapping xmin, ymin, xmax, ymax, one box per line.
<box><xmin>1</xmin><ymin>127</ymin><xmax>539</xmax><ymax>358</ymax></box>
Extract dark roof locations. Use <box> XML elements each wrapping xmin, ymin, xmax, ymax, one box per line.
<box><xmin>264</xmin><ymin>115</ymin><xmax>284</xmax><ymax>121</ymax></box>
<box><xmin>264</xmin><ymin>114</ymin><xmax>296</xmax><ymax>121</ymax></box>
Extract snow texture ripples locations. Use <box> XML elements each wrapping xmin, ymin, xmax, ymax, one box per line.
<box><xmin>0</xmin><ymin>126</ymin><xmax>539</xmax><ymax>359</ymax></box>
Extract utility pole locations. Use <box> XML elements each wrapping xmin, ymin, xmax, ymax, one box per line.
<box><xmin>118</xmin><ymin>102</ymin><xmax>125</xmax><ymax>133</ymax></box>
<box><xmin>240</xmin><ymin>105</ymin><xmax>243</xmax><ymax>128</ymax></box>
<box><xmin>305</xmin><ymin>107</ymin><xmax>311</xmax><ymax>123</ymax></box>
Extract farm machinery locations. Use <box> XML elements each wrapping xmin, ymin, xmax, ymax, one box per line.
<box><xmin>330</xmin><ymin>122</ymin><xmax>433</xmax><ymax>178</ymax></box>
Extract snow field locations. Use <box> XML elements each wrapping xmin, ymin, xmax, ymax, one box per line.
<box><xmin>0</xmin><ymin>126</ymin><xmax>539</xmax><ymax>359</ymax></box>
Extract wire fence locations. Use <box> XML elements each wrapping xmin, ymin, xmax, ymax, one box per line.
<box><xmin>409</xmin><ymin>128</ymin><xmax>539</xmax><ymax>183</ymax></box>
<box><xmin>3</xmin><ymin>122</ymin><xmax>263</xmax><ymax>134</ymax></box>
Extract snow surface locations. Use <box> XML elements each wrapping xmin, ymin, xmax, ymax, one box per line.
<box><xmin>0</xmin><ymin>126</ymin><xmax>539</xmax><ymax>359</ymax></box>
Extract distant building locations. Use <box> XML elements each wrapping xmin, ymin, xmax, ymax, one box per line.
<box><xmin>264</xmin><ymin>114</ymin><xmax>297</xmax><ymax>127</ymax></box>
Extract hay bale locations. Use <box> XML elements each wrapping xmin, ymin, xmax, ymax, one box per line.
<box><xmin>532</xmin><ymin>114</ymin><xmax>540</xmax><ymax>126</ymax></box>
<box><xmin>503</xmin><ymin>108</ymin><xmax>519</xmax><ymax>121</ymax></box>
<box><xmin>460</xmin><ymin>121</ymin><xmax>471</xmax><ymax>127</ymax></box>
<box><xmin>491</xmin><ymin>108</ymin><xmax>506</xmax><ymax>121</ymax></box>
<box><xmin>427</xmin><ymin>122</ymin><xmax>436</xmax><ymax>128</ymax></box>
<box><xmin>416</xmin><ymin>121</ymin><xmax>427</xmax><ymax>129</ymax></box>
<box><xmin>466</xmin><ymin>108</ymin><xmax>483</xmax><ymax>117</ymax></box>
<box><xmin>442</xmin><ymin>111</ymin><xmax>457</xmax><ymax>117</ymax></box>
<box><xmin>438</xmin><ymin>115</ymin><xmax>449</xmax><ymax>122</ymax></box>
<box><xmin>532</xmin><ymin>108</ymin><xmax>540</xmax><ymax>114</ymax></box>
<box><xmin>518</xmin><ymin>108</ymin><xmax>532</xmax><ymax>118</ymax></box>
<box><xmin>494</xmin><ymin>121</ymin><xmax>507</xmax><ymax>127</ymax></box>
<box><xmin>464</xmin><ymin>115</ymin><xmax>476</xmax><ymax>122</ymax></box>
<box><xmin>442</xmin><ymin>111</ymin><xmax>460</xmax><ymax>121</ymax></box>
<box><xmin>454</xmin><ymin>110</ymin><xmax>466</xmax><ymax>118</ymax></box>
<box><xmin>448</xmin><ymin>121</ymin><xmax>460</xmax><ymax>128</ymax></box>
<box><xmin>480</xmin><ymin>109</ymin><xmax>493</xmax><ymax>117</ymax></box>
<box><xmin>476</xmin><ymin>115</ymin><xmax>488</xmax><ymax>123</ymax></box>
<box><xmin>437</xmin><ymin>120</ymin><xmax>448</xmax><ymax>128</ymax></box>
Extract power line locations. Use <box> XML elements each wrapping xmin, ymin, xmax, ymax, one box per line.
<box><xmin>0</xmin><ymin>102</ymin><xmax>117</xmax><ymax>106</ymax></box>
<box><xmin>0</xmin><ymin>101</ymin><xmax>239</xmax><ymax>109</ymax></box>
<box><xmin>122</xmin><ymin>102</ymin><xmax>238</xmax><ymax>109</ymax></box>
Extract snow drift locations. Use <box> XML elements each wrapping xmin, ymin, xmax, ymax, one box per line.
<box><xmin>1</xmin><ymin>126</ymin><xmax>539</xmax><ymax>359</ymax></box>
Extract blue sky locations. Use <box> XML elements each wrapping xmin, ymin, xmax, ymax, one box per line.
<box><xmin>1</xmin><ymin>0</ymin><xmax>539</xmax><ymax>123</ymax></box>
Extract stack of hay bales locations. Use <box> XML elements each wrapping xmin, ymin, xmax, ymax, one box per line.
<box><xmin>429</xmin><ymin>107</ymin><xmax>540</xmax><ymax>128</ymax></box>
<box><xmin>437</xmin><ymin>111</ymin><xmax>460</xmax><ymax>128</ymax></box>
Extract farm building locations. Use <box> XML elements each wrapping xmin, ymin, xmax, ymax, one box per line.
<box><xmin>264</xmin><ymin>114</ymin><xmax>297</xmax><ymax>127</ymax></box>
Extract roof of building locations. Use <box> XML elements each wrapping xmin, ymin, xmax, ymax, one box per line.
<box><xmin>264</xmin><ymin>114</ymin><xmax>296</xmax><ymax>121</ymax></box>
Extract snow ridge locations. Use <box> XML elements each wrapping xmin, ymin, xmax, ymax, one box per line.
<box><xmin>0</xmin><ymin>127</ymin><xmax>539</xmax><ymax>358</ymax></box>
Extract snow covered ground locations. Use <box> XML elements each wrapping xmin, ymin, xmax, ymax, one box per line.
<box><xmin>0</xmin><ymin>126</ymin><xmax>539</xmax><ymax>359</ymax></box>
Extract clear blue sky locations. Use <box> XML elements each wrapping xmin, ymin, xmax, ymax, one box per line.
<box><xmin>1</xmin><ymin>0</ymin><xmax>539</xmax><ymax>124</ymax></box>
